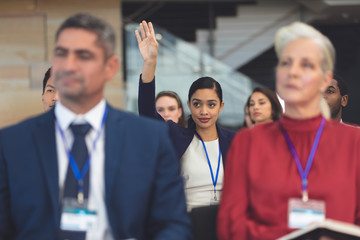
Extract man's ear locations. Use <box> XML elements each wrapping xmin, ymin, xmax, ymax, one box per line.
<box><xmin>341</xmin><ymin>94</ymin><xmax>348</xmax><ymax>108</ymax></box>
<box><xmin>105</xmin><ymin>55</ymin><xmax>119</xmax><ymax>82</ymax></box>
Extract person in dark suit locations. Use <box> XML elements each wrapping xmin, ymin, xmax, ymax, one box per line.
<box><xmin>0</xmin><ymin>13</ymin><xmax>192</xmax><ymax>240</ymax></box>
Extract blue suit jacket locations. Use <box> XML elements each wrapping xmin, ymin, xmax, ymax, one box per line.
<box><xmin>138</xmin><ymin>78</ymin><xmax>235</xmax><ymax>163</ymax></box>
<box><xmin>0</xmin><ymin>104</ymin><xmax>192</xmax><ymax>240</ymax></box>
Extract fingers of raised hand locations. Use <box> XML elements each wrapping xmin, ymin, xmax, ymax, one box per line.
<box><xmin>142</xmin><ymin>20</ymin><xmax>151</xmax><ymax>36</ymax></box>
<box><xmin>148</xmin><ymin>22</ymin><xmax>156</xmax><ymax>39</ymax></box>
<box><xmin>139</xmin><ymin>22</ymin><xmax>146</xmax><ymax>40</ymax></box>
<box><xmin>136</xmin><ymin>20</ymin><xmax>158</xmax><ymax>46</ymax></box>
<box><xmin>135</xmin><ymin>30</ymin><xmax>142</xmax><ymax>44</ymax></box>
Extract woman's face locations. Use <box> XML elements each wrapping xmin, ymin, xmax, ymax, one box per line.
<box><xmin>187</xmin><ymin>88</ymin><xmax>224</xmax><ymax>131</ymax></box>
<box><xmin>276</xmin><ymin>38</ymin><xmax>331</xmax><ymax>109</ymax></box>
<box><xmin>249</xmin><ymin>92</ymin><xmax>273</xmax><ymax>124</ymax></box>
<box><xmin>156</xmin><ymin>96</ymin><xmax>182</xmax><ymax>123</ymax></box>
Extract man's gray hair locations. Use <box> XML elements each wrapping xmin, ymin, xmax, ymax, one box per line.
<box><xmin>55</xmin><ymin>13</ymin><xmax>116</xmax><ymax>59</ymax></box>
<box><xmin>274</xmin><ymin>21</ymin><xmax>335</xmax><ymax>73</ymax></box>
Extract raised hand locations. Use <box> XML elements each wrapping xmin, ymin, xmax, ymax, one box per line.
<box><xmin>135</xmin><ymin>21</ymin><xmax>158</xmax><ymax>64</ymax></box>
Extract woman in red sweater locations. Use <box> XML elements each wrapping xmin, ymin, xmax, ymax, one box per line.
<box><xmin>217</xmin><ymin>22</ymin><xmax>360</xmax><ymax>240</ymax></box>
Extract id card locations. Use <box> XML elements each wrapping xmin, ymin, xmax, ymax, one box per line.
<box><xmin>288</xmin><ymin>198</ymin><xmax>325</xmax><ymax>229</ymax></box>
<box><xmin>210</xmin><ymin>198</ymin><xmax>219</xmax><ymax>205</ymax></box>
<box><xmin>60</xmin><ymin>198</ymin><xmax>97</xmax><ymax>231</ymax></box>
<box><xmin>210</xmin><ymin>192</ymin><xmax>219</xmax><ymax>205</ymax></box>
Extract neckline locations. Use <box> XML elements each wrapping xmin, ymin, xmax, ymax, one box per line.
<box><xmin>280</xmin><ymin>114</ymin><xmax>325</xmax><ymax>132</ymax></box>
<box><xmin>193</xmin><ymin>135</ymin><xmax>218</xmax><ymax>143</ymax></box>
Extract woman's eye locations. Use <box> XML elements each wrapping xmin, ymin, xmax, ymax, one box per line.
<box><xmin>279</xmin><ymin>60</ymin><xmax>290</xmax><ymax>66</ymax></box>
<box><xmin>302</xmin><ymin>62</ymin><xmax>313</xmax><ymax>69</ymax></box>
<box><xmin>193</xmin><ymin>102</ymin><xmax>200</xmax><ymax>107</ymax></box>
<box><xmin>209</xmin><ymin>103</ymin><xmax>215</xmax><ymax>108</ymax></box>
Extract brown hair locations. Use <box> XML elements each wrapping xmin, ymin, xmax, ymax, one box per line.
<box><xmin>248</xmin><ymin>87</ymin><xmax>283</xmax><ymax>121</ymax></box>
<box><xmin>156</xmin><ymin>91</ymin><xmax>186</xmax><ymax>128</ymax></box>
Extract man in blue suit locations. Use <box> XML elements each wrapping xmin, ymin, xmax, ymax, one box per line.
<box><xmin>0</xmin><ymin>13</ymin><xmax>192</xmax><ymax>240</ymax></box>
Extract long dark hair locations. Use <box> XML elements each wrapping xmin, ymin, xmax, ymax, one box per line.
<box><xmin>247</xmin><ymin>87</ymin><xmax>283</xmax><ymax>121</ymax></box>
<box><xmin>156</xmin><ymin>91</ymin><xmax>186</xmax><ymax>128</ymax></box>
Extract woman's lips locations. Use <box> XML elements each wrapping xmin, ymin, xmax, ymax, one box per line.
<box><xmin>199</xmin><ymin>118</ymin><xmax>210</xmax><ymax>123</ymax></box>
<box><xmin>285</xmin><ymin>84</ymin><xmax>299</xmax><ymax>90</ymax></box>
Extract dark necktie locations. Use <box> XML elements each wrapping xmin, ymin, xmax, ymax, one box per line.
<box><xmin>59</xmin><ymin>123</ymin><xmax>91</xmax><ymax>240</ymax></box>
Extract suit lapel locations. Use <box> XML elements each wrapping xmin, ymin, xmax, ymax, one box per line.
<box><xmin>32</xmin><ymin>109</ymin><xmax>60</xmax><ymax>225</ymax></box>
<box><xmin>104</xmin><ymin>104</ymin><xmax>124</xmax><ymax>203</ymax></box>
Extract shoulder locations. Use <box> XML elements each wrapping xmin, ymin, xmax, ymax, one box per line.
<box><xmin>107</xmin><ymin>104</ymin><xmax>169</xmax><ymax>134</ymax></box>
<box><xmin>1</xmin><ymin>110</ymin><xmax>52</xmax><ymax>136</ymax></box>
<box><xmin>217</xmin><ymin>125</ymin><xmax>236</xmax><ymax>141</ymax></box>
<box><xmin>232</xmin><ymin>121</ymin><xmax>279</xmax><ymax>142</ymax></box>
<box><xmin>341</xmin><ymin>121</ymin><xmax>360</xmax><ymax>128</ymax></box>
<box><xmin>167</xmin><ymin>119</ymin><xmax>193</xmax><ymax>135</ymax></box>
<box><xmin>325</xmin><ymin>119</ymin><xmax>360</xmax><ymax>138</ymax></box>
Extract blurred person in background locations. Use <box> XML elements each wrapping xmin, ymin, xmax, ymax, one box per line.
<box><xmin>242</xmin><ymin>96</ymin><xmax>254</xmax><ymax>128</ymax></box>
<box><xmin>155</xmin><ymin>91</ymin><xmax>186</xmax><ymax>127</ymax></box>
<box><xmin>323</xmin><ymin>73</ymin><xmax>348</xmax><ymax>122</ymax></box>
<box><xmin>248</xmin><ymin>86</ymin><xmax>283</xmax><ymax>125</ymax></box>
<box><xmin>42</xmin><ymin>67</ymin><xmax>59</xmax><ymax>111</ymax></box>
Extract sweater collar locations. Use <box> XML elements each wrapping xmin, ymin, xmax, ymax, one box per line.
<box><xmin>280</xmin><ymin>114</ymin><xmax>325</xmax><ymax>132</ymax></box>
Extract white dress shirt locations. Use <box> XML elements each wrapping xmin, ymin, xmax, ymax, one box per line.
<box><xmin>55</xmin><ymin>99</ymin><xmax>114</xmax><ymax>240</ymax></box>
<box><xmin>180</xmin><ymin>135</ymin><xmax>224</xmax><ymax>212</ymax></box>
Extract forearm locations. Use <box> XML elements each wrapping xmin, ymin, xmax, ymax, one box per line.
<box><xmin>138</xmin><ymin>76</ymin><xmax>156</xmax><ymax>118</ymax></box>
<box><xmin>141</xmin><ymin>59</ymin><xmax>157</xmax><ymax>83</ymax></box>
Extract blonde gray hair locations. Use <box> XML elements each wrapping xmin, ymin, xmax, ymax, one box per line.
<box><xmin>274</xmin><ymin>22</ymin><xmax>335</xmax><ymax>73</ymax></box>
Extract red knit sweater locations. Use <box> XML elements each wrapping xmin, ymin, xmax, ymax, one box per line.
<box><xmin>218</xmin><ymin>115</ymin><xmax>360</xmax><ymax>240</ymax></box>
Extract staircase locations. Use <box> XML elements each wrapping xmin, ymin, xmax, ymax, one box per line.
<box><xmin>195</xmin><ymin>0</ymin><xmax>302</xmax><ymax>69</ymax></box>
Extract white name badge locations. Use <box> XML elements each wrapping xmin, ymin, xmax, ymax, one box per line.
<box><xmin>60</xmin><ymin>198</ymin><xmax>98</xmax><ymax>231</ymax></box>
<box><xmin>288</xmin><ymin>198</ymin><xmax>325</xmax><ymax>229</ymax></box>
<box><xmin>210</xmin><ymin>198</ymin><xmax>219</xmax><ymax>205</ymax></box>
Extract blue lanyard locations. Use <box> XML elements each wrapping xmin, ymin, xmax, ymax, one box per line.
<box><xmin>279</xmin><ymin>117</ymin><xmax>325</xmax><ymax>202</ymax></box>
<box><xmin>56</xmin><ymin>105</ymin><xmax>108</xmax><ymax>202</ymax></box>
<box><xmin>195</xmin><ymin>131</ymin><xmax>221</xmax><ymax>201</ymax></box>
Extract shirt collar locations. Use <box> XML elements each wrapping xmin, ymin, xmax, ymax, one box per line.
<box><xmin>55</xmin><ymin>99</ymin><xmax>107</xmax><ymax>132</ymax></box>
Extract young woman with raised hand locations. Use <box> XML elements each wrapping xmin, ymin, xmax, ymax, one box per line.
<box><xmin>135</xmin><ymin>20</ymin><xmax>235</xmax><ymax>240</ymax></box>
<box><xmin>217</xmin><ymin>22</ymin><xmax>360</xmax><ymax>240</ymax></box>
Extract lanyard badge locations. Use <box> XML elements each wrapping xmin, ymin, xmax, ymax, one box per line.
<box><xmin>279</xmin><ymin>117</ymin><xmax>325</xmax><ymax>202</ymax></box>
<box><xmin>195</xmin><ymin>132</ymin><xmax>221</xmax><ymax>204</ymax></box>
<box><xmin>56</xmin><ymin>105</ymin><xmax>108</xmax><ymax>203</ymax></box>
<box><xmin>280</xmin><ymin>117</ymin><xmax>326</xmax><ymax>229</ymax></box>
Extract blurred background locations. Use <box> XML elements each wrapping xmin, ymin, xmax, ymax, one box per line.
<box><xmin>1</xmin><ymin>0</ymin><xmax>360</xmax><ymax>128</ymax></box>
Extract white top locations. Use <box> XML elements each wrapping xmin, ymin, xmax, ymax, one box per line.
<box><xmin>180</xmin><ymin>135</ymin><xmax>224</xmax><ymax>211</ymax></box>
<box><xmin>55</xmin><ymin>99</ymin><xmax>114</xmax><ymax>240</ymax></box>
